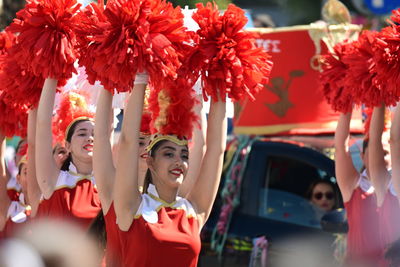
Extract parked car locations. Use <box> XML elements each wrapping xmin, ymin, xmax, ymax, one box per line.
<box><xmin>199</xmin><ymin>135</ymin><xmax>348</xmax><ymax>267</ymax></box>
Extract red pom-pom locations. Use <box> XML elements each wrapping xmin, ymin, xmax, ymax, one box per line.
<box><xmin>6</xmin><ymin>0</ymin><xmax>81</xmax><ymax>83</ymax></box>
<box><xmin>0</xmin><ymin>31</ymin><xmax>14</xmax><ymax>56</ymax></box>
<box><xmin>77</xmin><ymin>0</ymin><xmax>189</xmax><ymax>93</ymax></box>
<box><xmin>0</xmin><ymin>48</ymin><xmax>46</xmax><ymax>108</ymax></box>
<box><xmin>342</xmin><ymin>30</ymin><xmax>381</xmax><ymax>107</ymax></box>
<box><xmin>52</xmin><ymin>90</ymin><xmax>94</xmax><ymax>145</ymax></box>
<box><xmin>191</xmin><ymin>3</ymin><xmax>273</xmax><ymax>102</ymax></box>
<box><xmin>371</xmin><ymin>26</ymin><xmax>400</xmax><ymax>106</ymax></box>
<box><xmin>0</xmin><ymin>92</ymin><xmax>28</xmax><ymax>138</ymax></box>
<box><xmin>320</xmin><ymin>40</ymin><xmax>354</xmax><ymax>113</ymax></box>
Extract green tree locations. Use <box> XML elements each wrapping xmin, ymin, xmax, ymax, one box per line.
<box><xmin>0</xmin><ymin>0</ymin><xmax>25</xmax><ymax>30</ymax></box>
<box><xmin>170</xmin><ymin>0</ymin><xmax>231</xmax><ymax>9</ymax></box>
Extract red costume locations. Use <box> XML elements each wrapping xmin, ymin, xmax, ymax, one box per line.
<box><xmin>0</xmin><ymin>193</ymin><xmax>30</xmax><ymax>239</ymax></box>
<box><xmin>378</xmin><ymin>183</ymin><xmax>400</xmax><ymax>250</ymax></box>
<box><xmin>344</xmin><ymin>171</ymin><xmax>383</xmax><ymax>265</ymax></box>
<box><xmin>119</xmin><ymin>184</ymin><xmax>201</xmax><ymax>267</ymax></box>
<box><xmin>36</xmin><ymin>163</ymin><xmax>101</xmax><ymax>230</ymax></box>
<box><xmin>103</xmin><ymin>203</ymin><xmax>122</xmax><ymax>267</ymax></box>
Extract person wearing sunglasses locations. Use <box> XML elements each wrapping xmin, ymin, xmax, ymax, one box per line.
<box><xmin>307</xmin><ymin>180</ymin><xmax>338</xmax><ymax>212</ymax></box>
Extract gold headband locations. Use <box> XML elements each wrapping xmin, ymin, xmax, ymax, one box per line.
<box><xmin>146</xmin><ymin>134</ymin><xmax>188</xmax><ymax>152</ymax></box>
<box><xmin>65</xmin><ymin>116</ymin><xmax>94</xmax><ymax>140</ymax></box>
<box><xmin>18</xmin><ymin>155</ymin><xmax>27</xmax><ymax>167</ymax></box>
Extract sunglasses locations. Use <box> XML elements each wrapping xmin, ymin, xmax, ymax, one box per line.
<box><xmin>313</xmin><ymin>192</ymin><xmax>334</xmax><ymax>200</ymax></box>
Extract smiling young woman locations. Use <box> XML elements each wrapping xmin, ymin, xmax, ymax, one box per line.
<box><xmin>35</xmin><ymin>78</ymin><xmax>101</xmax><ymax>229</ymax></box>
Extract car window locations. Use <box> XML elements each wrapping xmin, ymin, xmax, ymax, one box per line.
<box><xmin>258</xmin><ymin>155</ymin><xmax>337</xmax><ymax>229</ymax></box>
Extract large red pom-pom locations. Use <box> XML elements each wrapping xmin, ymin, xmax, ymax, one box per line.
<box><xmin>342</xmin><ymin>30</ymin><xmax>380</xmax><ymax>107</ymax></box>
<box><xmin>319</xmin><ymin>40</ymin><xmax>354</xmax><ymax>113</ymax></box>
<box><xmin>0</xmin><ymin>92</ymin><xmax>28</xmax><ymax>138</ymax></box>
<box><xmin>6</xmin><ymin>0</ymin><xmax>81</xmax><ymax>84</ymax></box>
<box><xmin>77</xmin><ymin>0</ymin><xmax>189</xmax><ymax>93</ymax></box>
<box><xmin>191</xmin><ymin>3</ymin><xmax>273</xmax><ymax>102</ymax></box>
<box><xmin>371</xmin><ymin>25</ymin><xmax>400</xmax><ymax>107</ymax></box>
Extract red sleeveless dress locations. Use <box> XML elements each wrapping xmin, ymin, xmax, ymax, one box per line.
<box><xmin>104</xmin><ymin>203</ymin><xmax>122</xmax><ymax>267</ymax></box>
<box><xmin>378</xmin><ymin>183</ymin><xmax>400</xmax><ymax>250</ymax></box>
<box><xmin>0</xmin><ymin>193</ymin><xmax>30</xmax><ymax>239</ymax></box>
<box><xmin>36</xmin><ymin>164</ymin><xmax>101</xmax><ymax>229</ymax></box>
<box><xmin>344</xmin><ymin>172</ymin><xmax>383</xmax><ymax>265</ymax></box>
<box><xmin>119</xmin><ymin>184</ymin><xmax>201</xmax><ymax>267</ymax></box>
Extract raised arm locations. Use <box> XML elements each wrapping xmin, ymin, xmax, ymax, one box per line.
<box><xmin>188</xmin><ymin>99</ymin><xmax>226</xmax><ymax>228</ymax></box>
<box><xmin>35</xmin><ymin>78</ymin><xmax>60</xmax><ymax>199</ymax></box>
<box><xmin>0</xmin><ymin>134</ymin><xmax>10</xmax><ymax>231</ymax></box>
<box><xmin>26</xmin><ymin>109</ymin><xmax>41</xmax><ymax>216</ymax></box>
<box><xmin>391</xmin><ymin>104</ymin><xmax>400</xmax><ymax>201</ymax></box>
<box><xmin>93</xmin><ymin>89</ymin><xmax>115</xmax><ymax>214</ymax></box>
<box><xmin>334</xmin><ymin>112</ymin><xmax>359</xmax><ymax>203</ymax></box>
<box><xmin>369</xmin><ymin>105</ymin><xmax>391</xmax><ymax>207</ymax></box>
<box><xmin>114</xmin><ymin>84</ymin><xmax>146</xmax><ymax>231</ymax></box>
<box><xmin>178</xmin><ymin>96</ymin><xmax>206</xmax><ymax>198</ymax></box>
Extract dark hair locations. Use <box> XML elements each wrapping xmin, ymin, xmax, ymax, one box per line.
<box><xmin>306</xmin><ymin>179</ymin><xmax>339</xmax><ymax>210</ymax></box>
<box><xmin>362</xmin><ymin>138</ymin><xmax>369</xmax><ymax>154</ymax></box>
<box><xmin>87</xmin><ymin>211</ymin><xmax>106</xmax><ymax>251</ymax></box>
<box><xmin>18</xmin><ymin>162</ymin><xmax>25</xmax><ymax>175</ymax></box>
<box><xmin>60</xmin><ymin>119</ymin><xmax>90</xmax><ymax>171</ymax></box>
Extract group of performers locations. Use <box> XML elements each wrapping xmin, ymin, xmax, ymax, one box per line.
<box><xmin>0</xmin><ymin>0</ymin><xmax>272</xmax><ymax>266</ymax></box>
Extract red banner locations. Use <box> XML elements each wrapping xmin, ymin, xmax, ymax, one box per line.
<box><xmin>233</xmin><ymin>26</ymin><xmax>363</xmax><ymax>135</ymax></box>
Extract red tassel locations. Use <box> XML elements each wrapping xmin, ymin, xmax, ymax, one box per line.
<box><xmin>6</xmin><ymin>0</ymin><xmax>81</xmax><ymax>84</ymax></box>
<box><xmin>77</xmin><ymin>0</ymin><xmax>189</xmax><ymax>93</ymax></box>
<box><xmin>0</xmin><ymin>92</ymin><xmax>28</xmax><ymax>138</ymax></box>
<box><xmin>192</xmin><ymin>3</ymin><xmax>273</xmax><ymax>102</ymax></box>
<box><xmin>342</xmin><ymin>30</ymin><xmax>381</xmax><ymax>108</ymax></box>
<box><xmin>371</xmin><ymin>25</ymin><xmax>400</xmax><ymax>107</ymax></box>
<box><xmin>319</xmin><ymin>40</ymin><xmax>354</xmax><ymax>113</ymax></box>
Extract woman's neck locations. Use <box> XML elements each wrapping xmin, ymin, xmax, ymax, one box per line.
<box><xmin>71</xmin><ymin>159</ymin><xmax>93</xmax><ymax>175</ymax></box>
<box><xmin>153</xmin><ymin>182</ymin><xmax>178</xmax><ymax>204</ymax></box>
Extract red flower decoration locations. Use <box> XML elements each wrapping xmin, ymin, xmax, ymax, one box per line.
<box><xmin>6</xmin><ymin>0</ymin><xmax>81</xmax><ymax>84</ymax></box>
<box><xmin>192</xmin><ymin>3</ymin><xmax>273</xmax><ymax>102</ymax></box>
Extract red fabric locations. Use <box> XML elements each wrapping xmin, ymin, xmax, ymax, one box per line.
<box><xmin>77</xmin><ymin>0</ymin><xmax>189</xmax><ymax>93</ymax></box>
<box><xmin>0</xmin><ymin>217</ymin><xmax>27</xmax><ymax>240</ymax></box>
<box><xmin>192</xmin><ymin>3</ymin><xmax>273</xmax><ymax>102</ymax></box>
<box><xmin>320</xmin><ymin>40</ymin><xmax>354</xmax><ymax>113</ymax></box>
<box><xmin>103</xmin><ymin>203</ymin><xmax>122</xmax><ymax>267</ymax></box>
<box><xmin>6</xmin><ymin>0</ymin><xmax>81</xmax><ymax>84</ymax></box>
<box><xmin>378</xmin><ymin>192</ymin><xmax>400</xmax><ymax>251</ymax></box>
<box><xmin>36</xmin><ymin>179</ymin><xmax>101</xmax><ymax>230</ymax></box>
<box><xmin>344</xmin><ymin>187</ymin><xmax>383</xmax><ymax>265</ymax></box>
<box><xmin>119</xmin><ymin>207</ymin><xmax>201</xmax><ymax>267</ymax></box>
